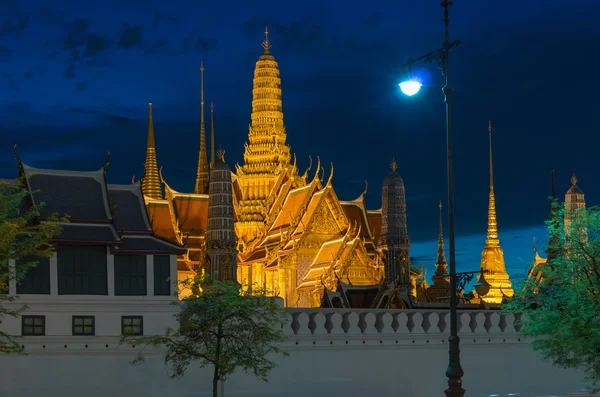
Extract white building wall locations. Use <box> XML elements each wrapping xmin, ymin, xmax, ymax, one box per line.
<box><xmin>1</xmin><ymin>251</ymin><xmax>180</xmax><ymax>337</ymax></box>
<box><xmin>0</xmin><ymin>308</ymin><xmax>590</xmax><ymax>397</ymax></box>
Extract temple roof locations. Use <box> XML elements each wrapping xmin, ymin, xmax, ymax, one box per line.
<box><xmin>108</xmin><ymin>182</ymin><xmax>152</xmax><ymax>232</ymax></box>
<box><xmin>340</xmin><ymin>199</ymin><xmax>373</xmax><ymax>240</ymax></box>
<box><xmin>366</xmin><ymin>210</ymin><xmax>382</xmax><ymax>244</ymax></box>
<box><xmin>170</xmin><ymin>193</ymin><xmax>208</xmax><ymax>233</ymax></box>
<box><xmin>22</xmin><ymin>163</ymin><xmax>112</xmax><ymax>220</ymax></box>
<box><xmin>113</xmin><ymin>235</ymin><xmax>185</xmax><ymax>255</ymax></box>
<box><xmin>146</xmin><ymin>200</ymin><xmax>178</xmax><ymax>242</ymax></box>
<box><xmin>53</xmin><ymin>223</ymin><xmax>120</xmax><ymax>244</ymax></box>
<box><xmin>270</xmin><ymin>184</ymin><xmax>313</xmax><ymax>230</ymax></box>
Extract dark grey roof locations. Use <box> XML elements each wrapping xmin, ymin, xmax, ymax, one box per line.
<box><xmin>54</xmin><ymin>223</ymin><xmax>120</xmax><ymax>243</ymax></box>
<box><xmin>211</xmin><ymin>159</ymin><xmax>231</xmax><ymax>171</ymax></box>
<box><xmin>113</xmin><ymin>235</ymin><xmax>185</xmax><ymax>254</ymax></box>
<box><xmin>22</xmin><ymin>164</ymin><xmax>111</xmax><ymax>220</ymax></box>
<box><xmin>107</xmin><ymin>182</ymin><xmax>151</xmax><ymax>232</ymax></box>
<box><xmin>384</xmin><ymin>170</ymin><xmax>404</xmax><ymax>186</ymax></box>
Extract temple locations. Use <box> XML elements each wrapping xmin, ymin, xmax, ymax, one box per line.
<box><xmin>528</xmin><ymin>172</ymin><xmax>587</xmax><ymax>282</ymax></box>
<box><xmin>135</xmin><ymin>29</ymin><xmax>443</xmax><ymax>306</ymax></box>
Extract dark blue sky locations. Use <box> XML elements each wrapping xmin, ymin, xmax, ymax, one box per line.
<box><xmin>1</xmin><ymin>0</ymin><xmax>598</xmax><ymax>277</ymax></box>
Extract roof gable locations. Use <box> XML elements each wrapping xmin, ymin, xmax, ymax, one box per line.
<box><xmin>22</xmin><ymin>163</ymin><xmax>111</xmax><ymax>220</ymax></box>
<box><xmin>108</xmin><ymin>182</ymin><xmax>151</xmax><ymax>232</ymax></box>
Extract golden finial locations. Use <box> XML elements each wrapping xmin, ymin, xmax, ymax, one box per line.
<box><xmin>488</xmin><ymin>121</ymin><xmax>494</xmax><ymax>190</ymax></box>
<box><xmin>262</xmin><ymin>26</ymin><xmax>271</xmax><ymax>52</ymax></box>
<box><xmin>217</xmin><ymin>146</ymin><xmax>225</xmax><ymax>162</ymax></box>
<box><xmin>326</xmin><ymin>162</ymin><xmax>334</xmax><ymax>186</ymax></box>
<box><xmin>131</xmin><ymin>175</ymin><xmax>135</xmax><ymax>184</ymax></box>
<box><xmin>12</xmin><ymin>143</ymin><xmax>20</xmax><ymax>163</ymax></box>
<box><xmin>390</xmin><ymin>158</ymin><xmax>398</xmax><ymax>172</ymax></box>
<box><xmin>571</xmin><ymin>173</ymin><xmax>577</xmax><ymax>186</ymax></box>
<box><xmin>488</xmin><ymin>119</ymin><xmax>492</xmax><ymax>133</ymax></box>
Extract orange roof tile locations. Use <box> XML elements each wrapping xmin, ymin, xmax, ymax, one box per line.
<box><xmin>146</xmin><ymin>201</ymin><xmax>177</xmax><ymax>242</ymax></box>
<box><xmin>367</xmin><ymin>210</ymin><xmax>382</xmax><ymax>244</ymax></box>
<box><xmin>172</xmin><ymin>195</ymin><xmax>208</xmax><ymax>233</ymax></box>
<box><xmin>270</xmin><ymin>184</ymin><xmax>313</xmax><ymax>230</ymax></box>
<box><xmin>341</xmin><ymin>202</ymin><xmax>372</xmax><ymax>239</ymax></box>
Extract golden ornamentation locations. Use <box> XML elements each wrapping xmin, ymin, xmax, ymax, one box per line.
<box><xmin>141</xmin><ymin>101</ymin><xmax>162</xmax><ymax>199</ymax></box>
<box><xmin>194</xmin><ymin>62</ymin><xmax>209</xmax><ymax>194</ymax></box>
<box><xmin>571</xmin><ymin>173</ymin><xmax>577</xmax><ymax>186</ymax></box>
<box><xmin>390</xmin><ymin>158</ymin><xmax>398</xmax><ymax>172</ymax></box>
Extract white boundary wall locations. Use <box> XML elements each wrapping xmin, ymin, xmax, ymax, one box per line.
<box><xmin>0</xmin><ymin>308</ymin><xmax>591</xmax><ymax>397</ymax></box>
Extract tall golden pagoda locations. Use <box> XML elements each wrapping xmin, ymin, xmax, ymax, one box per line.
<box><xmin>426</xmin><ymin>201</ymin><xmax>450</xmax><ymax>301</ymax></box>
<box><xmin>141</xmin><ymin>102</ymin><xmax>162</xmax><ymax>199</ymax></box>
<box><xmin>235</xmin><ymin>27</ymin><xmax>294</xmax><ymax>243</ymax></box>
<box><xmin>479</xmin><ymin>121</ymin><xmax>513</xmax><ymax>303</ymax></box>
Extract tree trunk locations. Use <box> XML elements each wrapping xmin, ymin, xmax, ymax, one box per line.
<box><xmin>212</xmin><ymin>365</ymin><xmax>219</xmax><ymax>397</ymax></box>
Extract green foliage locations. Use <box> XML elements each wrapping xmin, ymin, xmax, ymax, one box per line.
<box><xmin>0</xmin><ymin>179</ymin><xmax>67</xmax><ymax>353</ymax></box>
<box><xmin>505</xmin><ymin>204</ymin><xmax>600</xmax><ymax>391</ymax></box>
<box><xmin>123</xmin><ymin>274</ymin><xmax>289</xmax><ymax>397</ymax></box>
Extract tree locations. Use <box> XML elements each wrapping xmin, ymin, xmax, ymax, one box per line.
<box><xmin>125</xmin><ymin>275</ymin><xmax>289</xmax><ymax>397</ymax></box>
<box><xmin>0</xmin><ymin>179</ymin><xmax>66</xmax><ymax>353</ymax></box>
<box><xmin>505</xmin><ymin>205</ymin><xmax>600</xmax><ymax>390</ymax></box>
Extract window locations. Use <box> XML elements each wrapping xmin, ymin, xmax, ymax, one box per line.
<box><xmin>114</xmin><ymin>255</ymin><xmax>146</xmax><ymax>296</ymax></box>
<box><xmin>17</xmin><ymin>257</ymin><xmax>50</xmax><ymax>294</ymax></box>
<box><xmin>58</xmin><ymin>246</ymin><xmax>107</xmax><ymax>295</ymax></box>
<box><xmin>121</xmin><ymin>316</ymin><xmax>143</xmax><ymax>336</ymax></box>
<box><xmin>22</xmin><ymin>315</ymin><xmax>45</xmax><ymax>336</ymax></box>
<box><xmin>72</xmin><ymin>316</ymin><xmax>95</xmax><ymax>335</ymax></box>
<box><xmin>154</xmin><ymin>255</ymin><xmax>170</xmax><ymax>296</ymax></box>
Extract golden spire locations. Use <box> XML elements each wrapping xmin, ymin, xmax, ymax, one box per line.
<box><xmin>195</xmin><ymin>61</ymin><xmax>209</xmax><ymax>194</ymax></box>
<box><xmin>390</xmin><ymin>158</ymin><xmax>398</xmax><ymax>172</ymax></box>
<box><xmin>479</xmin><ymin>120</ymin><xmax>513</xmax><ymax>303</ymax></box>
<box><xmin>262</xmin><ymin>26</ymin><xmax>271</xmax><ymax>53</ymax></box>
<box><xmin>486</xmin><ymin>120</ymin><xmax>498</xmax><ymax>244</ymax></box>
<box><xmin>141</xmin><ymin>101</ymin><xmax>162</xmax><ymax>199</ymax></box>
<box><xmin>432</xmin><ymin>200</ymin><xmax>448</xmax><ymax>281</ymax></box>
<box><xmin>210</xmin><ymin>100</ymin><xmax>215</xmax><ymax>169</ymax></box>
<box><xmin>571</xmin><ymin>173</ymin><xmax>577</xmax><ymax>186</ymax></box>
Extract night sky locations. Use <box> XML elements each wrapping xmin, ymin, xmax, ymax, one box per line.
<box><xmin>1</xmin><ymin>0</ymin><xmax>598</xmax><ymax>280</ymax></box>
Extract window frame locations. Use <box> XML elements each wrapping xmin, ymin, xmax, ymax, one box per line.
<box><xmin>153</xmin><ymin>255</ymin><xmax>171</xmax><ymax>296</ymax></box>
<box><xmin>57</xmin><ymin>246</ymin><xmax>108</xmax><ymax>295</ymax></box>
<box><xmin>17</xmin><ymin>257</ymin><xmax>51</xmax><ymax>295</ymax></box>
<box><xmin>114</xmin><ymin>255</ymin><xmax>147</xmax><ymax>296</ymax></box>
<box><xmin>72</xmin><ymin>315</ymin><xmax>95</xmax><ymax>336</ymax></box>
<box><xmin>21</xmin><ymin>315</ymin><xmax>46</xmax><ymax>336</ymax></box>
<box><xmin>121</xmin><ymin>315</ymin><xmax>143</xmax><ymax>336</ymax></box>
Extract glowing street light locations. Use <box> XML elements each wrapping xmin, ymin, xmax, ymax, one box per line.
<box><xmin>399</xmin><ymin>80</ymin><xmax>423</xmax><ymax>96</ymax></box>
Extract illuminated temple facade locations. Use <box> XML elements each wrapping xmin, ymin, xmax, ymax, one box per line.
<box><xmin>136</xmin><ymin>31</ymin><xmax>513</xmax><ymax>307</ymax></box>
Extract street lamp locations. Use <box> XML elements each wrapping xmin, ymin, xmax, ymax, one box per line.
<box><xmin>397</xmin><ymin>2</ymin><xmax>479</xmax><ymax>396</ymax></box>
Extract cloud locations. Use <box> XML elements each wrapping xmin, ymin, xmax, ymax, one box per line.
<box><xmin>63</xmin><ymin>64</ymin><xmax>75</xmax><ymax>79</ymax></box>
<box><xmin>75</xmin><ymin>81</ymin><xmax>87</xmax><ymax>92</ymax></box>
<box><xmin>152</xmin><ymin>11</ymin><xmax>176</xmax><ymax>30</ymax></box>
<box><xmin>0</xmin><ymin>45</ymin><xmax>12</xmax><ymax>61</ymax></box>
<box><xmin>84</xmin><ymin>34</ymin><xmax>111</xmax><ymax>56</ymax></box>
<box><xmin>365</xmin><ymin>11</ymin><xmax>384</xmax><ymax>27</ymax></box>
<box><xmin>62</xmin><ymin>18</ymin><xmax>112</xmax><ymax>57</ymax></box>
<box><xmin>39</xmin><ymin>8</ymin><xmax>64</xmax><ymax>25</ymax></box>
<box><xmin>0</xmin><ymin>15</ymin><xmax>29</xmax><ymax>35</ymax></box>
<box><xmin>63</xmin><ymin>18</ymin><xmax>90</xmax><ymax>49</ymax></box>
<box><xmin>118</xmin><ymin>25</ymin><xmax>143</xmax><ymax>49</ymax></box>
<box><xmin>243</xmin><ymin>17</ymin><xmax>324</xmax><ymax>53</ymax></box>
<box><xmin>184</xmin><ymin>35</ymin><xmax>217</xmax><ymax>53</ymax></box>
<box><xmin>24</xmin><ymin>71</ymin><xmax>33</xmax><ymax>79</ymax></box>
<box><xmin>144</xmin><ymin>36</ymin><xmax>170</xmax><ymax>55</ymax></box>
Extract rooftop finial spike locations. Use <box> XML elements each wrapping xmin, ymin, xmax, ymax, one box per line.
<box><xmin>488</xmin><ymin>121</ymin><xmax>494</xmax><ymax>191</ymax></box>
<box><xmin>210</xmin><ymin>100</ymin><xmax>215</xmax><ymax>169</ymax></box>
<box><xmin>390</xmin><ymin>158</ymin><xmax>398</xmax><ymax>172</ymax></box>
<box><xmin>262</xmin><ymin>26</ymin><xmax>271</xmax><ymax>52</ymax></box>
<box><xmin>571</xmin><ymin>173</ymin><xmax>578</xmax><ymax>186</ymax></box>
<box><xmin>217</xmin><ymin>146</ymin><xmax>225</xmax><ymax>162</ymax></box>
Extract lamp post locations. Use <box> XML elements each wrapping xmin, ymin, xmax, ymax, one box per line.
<box><xmin>397</xmin><ymin>2</ymin><xmax>491</xmax><ymax>396</ymax></box>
